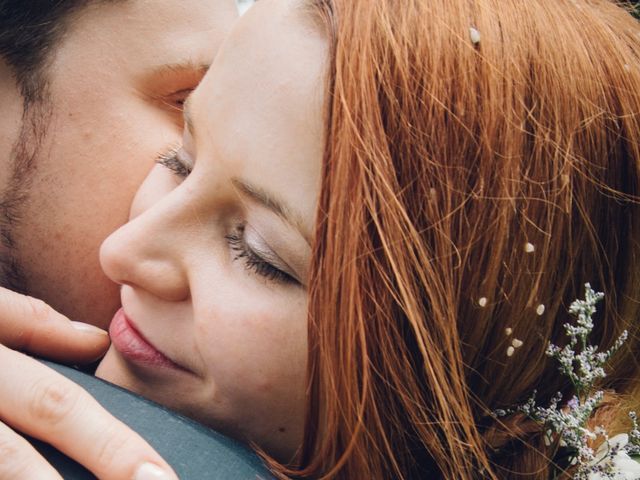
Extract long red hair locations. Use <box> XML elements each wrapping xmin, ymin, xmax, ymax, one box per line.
<box><xmin>268</xmin><ymin>0</ymin><xmax>640</xmax><ymax>478</ymax></box>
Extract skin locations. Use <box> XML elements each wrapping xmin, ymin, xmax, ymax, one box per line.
<box><xmin>96</xmin><ymin>0</ymin><xmax>327</xmax><ymax>462</ymax></box>
<box><xmin>0</xmin><ymin>1</ymin><xmax>239</xmax><ymax>477</ymax></box>
<box><xmin>0</xmin><ymin>0</ymin><xmax>238</xmax><ymax>329</ymax></box>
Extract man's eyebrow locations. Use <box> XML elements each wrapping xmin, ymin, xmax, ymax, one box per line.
<box><xmin>149</xmin><ymin>61</ymin><xmax>210</xmax><ymax>80</ymax></box>
<box><xmin>142</xmin><ymin>61</ymin><xmax>209</xmax><ymax>113</ymax></box>
<box><xmin>232</xmin><ymin>178</ymin><xmax>312</xmax><ymax>245</ymax></box>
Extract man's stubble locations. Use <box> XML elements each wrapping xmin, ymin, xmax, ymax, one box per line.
<box><xmin>0</xmin><ymin>100</ymin><xmax>52</xmax><ymax>293</ymax></box>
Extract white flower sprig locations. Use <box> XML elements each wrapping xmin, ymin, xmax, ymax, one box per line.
<box><xmin>494</xmin><ymin>284</ymin><xmax>637</xmax><ymax>479</ymax></box>
<box><xmin>546</xmin><ymin>285</ymin><xmax>627</xmax><ymax>399</ymax></box>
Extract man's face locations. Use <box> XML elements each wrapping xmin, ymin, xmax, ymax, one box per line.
<box><xmin>0</xmin><ymin>0</ymin><xmax>238</xmax><ymax>329</ymax></box>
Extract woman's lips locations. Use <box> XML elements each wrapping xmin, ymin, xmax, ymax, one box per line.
<box><xmin>109</xmin><ymin>308</ymin><xmax>188</xmax><ymax>372</ymax></box>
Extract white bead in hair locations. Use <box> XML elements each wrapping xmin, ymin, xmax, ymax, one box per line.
<box><xmin>505</xmin><ymin>327</ymin><xmax>513</xmax><ymax>336</ymax></box>
<box><xmin>524</xmin><ymin>242</ymin><xmax>535</xmax><ymax>253</ymax></box>
<box><xmin>512</xmin><ymin>338</ymin><xmax>523</xmax><ymax>348</ymax></box>
<box><xmin>536</xmin><ymin>304</ymin><xmax>546</xmax><ymax>316</ymax></box>
<box><xmin>506</xmin><ymin>346</ymin><xmax>515</xmax><ymax>357</ymax></box>
<box><xmin>469</xmin><ymin>27</ymin><xmax>481</xmax><ymax>45</ymax></box>
<box><xmin>478</xmin><ymin>297</ymin><xmax>488</xmax><ymax>307</ymax></box>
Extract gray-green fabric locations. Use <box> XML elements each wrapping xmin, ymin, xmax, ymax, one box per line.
<box><xmin>30</xmin><ymin>361</ymin><xmax>275</xmax><ymax>479</ymax></box>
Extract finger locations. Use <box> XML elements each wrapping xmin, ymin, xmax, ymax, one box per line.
<box><xmin>0</xmin><ymin>420</ymin><xmax>62</xmax><ymax>480</ymax></box>
<box><xmin>0</xmin><ymin>346</ymin><xmax>177</xmax><ymax>480</ymax></box>
<box><xmin>0</xmin><ymin>288</ymin><xmax>109</xmax><ymax>364</ymax></box>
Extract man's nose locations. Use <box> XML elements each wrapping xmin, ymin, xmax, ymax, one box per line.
<box><xmin>100</xmin><ymin>203</ymin><xmax>190</xmax><ymax>303</ymax></box>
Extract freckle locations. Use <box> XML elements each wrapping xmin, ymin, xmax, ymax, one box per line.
<box><xmin>278</xmin><ymin>427</ymin><xmax>286</xmax><ymax>433</ymax></box>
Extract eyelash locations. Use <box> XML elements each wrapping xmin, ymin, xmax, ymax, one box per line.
<box><xmin>225</xmin><ymin>225</ymin><xmax>297</xmax><ymax>285</ymax></box>
<box><xmin>167</xmin><ymin>89</ymin><xmax>192</xmax><ymax>108</ymax></box>
<box><xmin>156</xmin><ymin>153</ymin><xmax>295</xmax><ymax>285</ymax></box>
<box><xmin>157</xmin><ymin>148</ymin><xmax>192</xmax><ymax>177</ymax></box>
<box><xmin>158</xmin><ymin>88</ymin><xmax>193</xmax><ymax>113</ymax></box>
<box><xmin>157</xmin><ymin>148</ymin><xmax>298</xmax><ymax>283</ymax></box>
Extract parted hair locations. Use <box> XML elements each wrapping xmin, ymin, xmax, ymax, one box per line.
<box><xmin>267</xmin><ymin>0</ymin><xmax>640</xmax><ymax>478</ymax></box>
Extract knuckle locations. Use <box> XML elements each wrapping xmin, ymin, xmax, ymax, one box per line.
<box><xmin>0</xmin><ymin>434</ymin><xmax>22</xmax><ymax>463</ymax></box>
<box><xmin>94</xmin><ymin>424</ymin><xmax>135</xmax><ymax>471</ymax></box>
<box><xmin>0</xmin><ymin>296</ymin><xmax>52</xmax><ymax>351</ymax></box>
<box><xmin>0</xmin><ymin>433</ymin><xmax>31</xmax><ymax>478</ymax></box>
<box><xmin>24</xmin><ymin>297</ymin><xmax>51</xmax><ymax>324</ymax></box>
<box><xmin>28</xmin><ymin>378</ymin><xmax>79</xmax><ymax>427</ymax></box>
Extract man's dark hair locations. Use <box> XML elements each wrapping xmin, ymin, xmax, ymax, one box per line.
<box><xmin>0</xmin><ymin>1</ymin><xmax>102</xmax><ymax>292</ymax></box>
<box><xmin>0</xmin><ymin>0</ymin><xmax>93</xmax><ymax>103</ymax></box>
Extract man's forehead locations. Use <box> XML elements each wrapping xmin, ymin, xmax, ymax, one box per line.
<box><xmin>53</xmin><ymin>0</ymin><xmax>231</xmax><ymax>79</ymax></box>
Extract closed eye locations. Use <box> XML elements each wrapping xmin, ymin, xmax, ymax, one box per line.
<box><xmin>225</xmin><ymin>225</ymin><xmax>299</xmax><ymax>286</ymax></box>
<box><xmin>159</xmin><ymin>88</ymin><xmax>194</xmax><ymax>113</ymax></box>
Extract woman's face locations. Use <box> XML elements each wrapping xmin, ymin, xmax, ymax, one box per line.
<box><xmin>95</xmin><ymin>0</ymin><xmax>327</xmax><ymax>461</ymax></box>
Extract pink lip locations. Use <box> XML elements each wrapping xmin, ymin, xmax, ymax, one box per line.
<box><xmin>109</xmin><ymin>308</ymin><xmax>188</xmax><ymax>372</ymax></box>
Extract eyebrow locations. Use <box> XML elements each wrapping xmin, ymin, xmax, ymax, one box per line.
<box><xmin>183</xmin><ymin>95</ymin><xmax>312</xmax><ymax>245</ymax></box>
<box><xmin>232</xmin><ymin>178</ymin><xmax>312</xmax><ymax>245</ymax></box>
<box><xmin>142</xmin><ymin>62</ymin><xmax>209</xmax><ymax>114</ymax></box>
<box><xmin>149</xmin><ymin>61</ymin><xmax>210</xmax><ymax>80</ymax></box>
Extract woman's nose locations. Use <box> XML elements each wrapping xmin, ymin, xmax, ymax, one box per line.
<box><xmin>100</xmin><ymin>197</ymin><xmax>190</xmax><ymax>303</ymax></box>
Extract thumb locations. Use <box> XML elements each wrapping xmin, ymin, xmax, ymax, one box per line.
<box><xmin>0</xmin><ymin>287</ymin><xmax>109</xmax><ymax>363</ymax></box>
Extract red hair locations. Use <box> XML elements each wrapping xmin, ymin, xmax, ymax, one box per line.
<box><xmin>268</xmin><ymin>0</ymin><xmax>640</xmax><ymax>478</ymax></box>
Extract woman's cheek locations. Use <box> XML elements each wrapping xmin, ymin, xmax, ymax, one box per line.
<box><xmin>197</xmin><ymin>305</ymin><xmax>304</xmax><ymax>382</ymax></box>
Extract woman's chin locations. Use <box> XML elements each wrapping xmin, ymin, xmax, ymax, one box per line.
<box><xmin>95</xmin><ymin>346</ymin><xmax>144</xmax><ymax>393</ymax></box>
<box><xmin>96</xmin><ymin>347</ymin><xmax>212</xmax><ymax>421</ymax></box>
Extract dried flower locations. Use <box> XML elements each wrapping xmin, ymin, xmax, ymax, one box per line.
<box><xmin>495</xmin><ymin>284</ymin><xmax>633</xmax><ymax>479</ymax></box>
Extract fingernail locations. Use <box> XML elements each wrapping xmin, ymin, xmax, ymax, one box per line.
<box><xmin>134</xmin><ymin>463</ymin><xmax>177</xmax><ymax>480</ymax></box>
<box><xmin>71</xmin><ymin>321</ymin><xmax>108</xmax><ymax>336</ymax></box>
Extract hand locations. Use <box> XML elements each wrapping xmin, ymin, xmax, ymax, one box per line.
<box><xmin>0</xmin><ymin>287</ymin><xmax>109</xmax><ymax>364</ymax></box>
<box><xmin>0</xmin><ymin>346</ymin><xmax>178</xmax><ymax>479</ymax></box>
<box><xmin>0</xmin><ymin>288</ymin><xmax>175</xmax><ymax>478</ymax></box>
